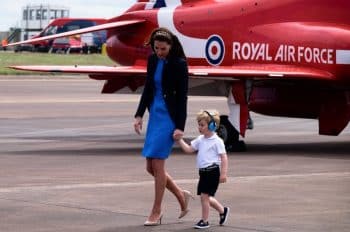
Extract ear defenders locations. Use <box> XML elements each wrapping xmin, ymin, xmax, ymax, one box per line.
<box><xmin>204</xmin><ymin>110</ymin><xmax>217</xmax><ymax>131</ymax></box>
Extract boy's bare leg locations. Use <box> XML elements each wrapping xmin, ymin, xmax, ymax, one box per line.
<box><xmin>201</xmin><ymin>193</ymin><xmax>210</xmax><ymax>221</ymax></box>
<box><xmin>209</xmin><ymin>196</ymin><xmax>224</xmax><ymax>214</ymax></box>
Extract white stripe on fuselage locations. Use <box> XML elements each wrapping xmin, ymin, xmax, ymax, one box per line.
<box><xmin>336</xmin><ymin>50</ymin><xmax>350</xmax><ymax>64</ymax></box>
<box><xmin>157</xmin><ymin>0</ymin><xmax>207</xmax><ymax>58</ymax></box>
<box><xmin>145</xmin><ymin>2</ymin><xmax>155</xmax><ymax>10</ymax></box>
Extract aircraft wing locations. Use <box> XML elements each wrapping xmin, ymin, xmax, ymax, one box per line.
<box><xmin>7</xmin><ymin>19</ymin><xmax>146</xmax><ymax>47</ymax></box>
<box><xmin>9</xmin><ymin>65</ymin><xmax>147</xmax><ymax>77</ymax></box>
<box><xmin>9</xmin><ymin>63</ymin><xmax>334</xmax><ymax>81</ymax></box>
<box><xmin>188</xmin><ymin>64</ymin><xmax>334</xmax><ymax>81</ymax></box>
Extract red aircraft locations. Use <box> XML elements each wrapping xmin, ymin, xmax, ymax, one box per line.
<box><xmin>8</xmin><ymin>0</ymin><xmax>350</xmax><ymax>150</ymax></box>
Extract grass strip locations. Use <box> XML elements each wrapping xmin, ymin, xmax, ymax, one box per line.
<box><xmin>0</xmin><ymin>52</ymin><xmax>116</xmax><ymax>75</ymax></box>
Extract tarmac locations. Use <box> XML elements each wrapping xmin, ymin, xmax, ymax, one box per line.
<box><xmin>0</xmin><ymin>76</ymin><xmax>350</xmax><ymax>232</ymax></box>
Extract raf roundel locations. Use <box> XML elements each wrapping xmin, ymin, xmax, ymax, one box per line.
<box><xmin>205</xmin><ymin>35</ymin><xmax>225</xmax><ymax>66</ymax></box>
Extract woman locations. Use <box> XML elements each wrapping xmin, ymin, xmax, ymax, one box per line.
<box><xmin>134</xmin><ymin>27</ymin><xmax>192</xmax><ymax>226</ymax></box>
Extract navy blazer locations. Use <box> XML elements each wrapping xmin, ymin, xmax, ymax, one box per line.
<box><xmin>135</xmin><ymin>54</ymin><xmax>189</xmax><ymax>131</ymax></box>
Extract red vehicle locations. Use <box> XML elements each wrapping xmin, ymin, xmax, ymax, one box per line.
<box><xmin>8</xmin><ymin>0</ymin><xmax>350</xmax><ymax>150</ymax></box>
<box><xmin>30</xmin><ymin>18</ymin><xmax>107</xmax><ymax>53</ymax></box>
<box><xmin>50</xmin><ymin>36</ymin><xmax>83</xmax><ymax>53</ymax></box>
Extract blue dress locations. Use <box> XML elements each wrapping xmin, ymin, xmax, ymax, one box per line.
<box><xmin>142</xmin><ymin>59</ymin><xmax>175</xmax><ymax>159</ymax></box>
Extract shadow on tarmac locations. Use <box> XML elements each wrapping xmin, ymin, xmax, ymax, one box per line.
<box><xmin>8</xmin><ymin>139</ymin><xmax>350</xmax><ymax>158</ymax></box>
<box><xmin>99</xmin><ymin>224</ymin><xmax>273</xmax><ymax>232</ymax></box>
<box><xmin>9</xmin><ymin>147</ymin><xmax>143</xmax><ymax>156</ymax></box>
<box><xmin>99</xmin><ymin>225</ymin><xmax>252</xmax><ymax>232</ymax></box>
<box><xmin>245</xmin><ymin>141</ymin><xmax>350</xmax><ymax>158</ymax></box>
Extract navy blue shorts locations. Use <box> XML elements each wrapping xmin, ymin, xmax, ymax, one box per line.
<box><xmin>197</xmin><ymin>164</ymin><xmax>220</xmax><ymax>196</ymax></box>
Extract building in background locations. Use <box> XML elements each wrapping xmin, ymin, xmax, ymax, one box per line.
<box><xmin>21</xmin><ymin>4</ymin><xmax>69</xmax><ymax>41</ymax></box>
<box><xmin>0</xmin><ymin>32</ymin><xmax>9</xmax><ymax>41</ymax></box>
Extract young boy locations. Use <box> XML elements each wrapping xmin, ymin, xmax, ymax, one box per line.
<box><xmin>175</xmin><ymin>110</ymin><xmax>229</xmax><ymax>229</ymax></box>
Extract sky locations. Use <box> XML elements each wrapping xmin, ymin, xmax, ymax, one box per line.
<box><xmin>1</xmin><ymin>0</ymin><xmax>137</xmax><ymax>31</ymax></box>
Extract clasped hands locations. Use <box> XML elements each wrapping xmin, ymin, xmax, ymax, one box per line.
<box><xmin>172</xmin><ymin>129</ymin><xmax>184</xmax><ymax>141</ymax></box>
<box><xmin>134</xmin><ymin>117</ymin><xmax>184</xmax><ymax>140</ymax></box>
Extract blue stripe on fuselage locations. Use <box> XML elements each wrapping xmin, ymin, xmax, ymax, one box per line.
<box><xmin>154</xmin><ymin>0</ymin><xmax>166</xmax><ymax>8</ymax></box>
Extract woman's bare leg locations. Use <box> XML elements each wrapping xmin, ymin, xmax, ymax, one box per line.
<box><xmin>147</xmin><ymin>158</ymin><xmax>166</xmax><ymax>221</ymax></box>
<box><xmin>146</xmin><ymin>159</ymin><xmax>186</xmax><ymax>211</ymax></box>
<box><xmin>165</xmin><ymin>172</ymin><xmax>186</xmax><ymax>210</ymax></box>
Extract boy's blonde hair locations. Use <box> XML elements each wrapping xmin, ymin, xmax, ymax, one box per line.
<box><xmin>197</xmin><ymin>110</ymin><xmax>220</xmax><ymax>126</ymax></box>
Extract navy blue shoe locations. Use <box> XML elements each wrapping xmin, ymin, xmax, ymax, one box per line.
<box><xmin>194</xmin><ymin>219</ymin><xmax>210</xmax><ymax>229</ymax></box>
<box><xmin>219</xmin><ymin>207</ymin><xmax>230</xmax><ymax>225</ymax></box>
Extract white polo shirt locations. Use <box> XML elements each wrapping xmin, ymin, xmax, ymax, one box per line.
<box><xmin>191</xmin><ymin>133</ymin><xmax>226</xmax><ymax>169</ymax></box>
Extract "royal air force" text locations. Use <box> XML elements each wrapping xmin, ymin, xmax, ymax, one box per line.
<box><xmin>233</xmin><ymin>42</ymin><xmax>334</xmax><ymax>64</ymax></box>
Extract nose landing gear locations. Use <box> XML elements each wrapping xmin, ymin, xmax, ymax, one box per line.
<box><xmin>217</xmin><ymin>115</ymin><xmax>247</xmax><ymax>152</ymax></box>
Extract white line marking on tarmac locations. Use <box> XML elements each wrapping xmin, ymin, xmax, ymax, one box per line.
<box><xmin>1</xmin><ymin>172</ymin><xmax>349</xmax><ymax>193</ymax></box>
<box><xmin>0</xmin><ymin>99</ymin><xmax>140</xmax><ymax>104</ymax></box>
<box><xmin>0</xmin><ymin>97</ymin><xmax>225</xmax><ymax>104</ymax></box>
<box><xmin>0</xmin><ymin>122</ymin><xmax>133</xmax><ymax>137</ymax></box>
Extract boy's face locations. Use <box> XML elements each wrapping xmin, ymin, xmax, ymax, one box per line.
<box><xmin>197</xmin><ymin>119</ymin><xmax>210</xmax><ymax>135</ymax></box>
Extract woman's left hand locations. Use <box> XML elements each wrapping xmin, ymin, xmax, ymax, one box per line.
<box><xmin>134</xmin><ymin>117</ymin><xmax>143</xmax><ymax>135</ymax></box>
<box><xmin>173</xmin><ymin>129</ymin><xmax>184</xmax><ymax>141</ymax></box>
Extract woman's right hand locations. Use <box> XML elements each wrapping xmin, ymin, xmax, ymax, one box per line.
<box><xmin>134</xmin><ymin>116</ymin><xmax>143</xmax><ymax>135</ymax></box>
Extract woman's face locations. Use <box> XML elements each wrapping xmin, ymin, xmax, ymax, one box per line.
<box><xmin>154</xmin><ymin>40</ymin><xmax>171</xmax><ymax>59</ymax></box>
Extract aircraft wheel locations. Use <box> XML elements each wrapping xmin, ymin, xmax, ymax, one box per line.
<box><xmin>217</xmin><ymin>115</ymin><xmax>237</xmax><ymax>145</ymax></box>
<box><xmin>217</xmin><ymin>115</ymin><xmax>247</xmax><ymax>152</ymax></box>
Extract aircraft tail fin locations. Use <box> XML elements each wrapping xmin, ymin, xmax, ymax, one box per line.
<box><xmin>135</xmin><ymin>0</ymin><xmax>200</xmax><ymax>10</ymax></box>
<box><xmin>128</xmin><ymin>0</ymin><xmax>203</xmax><ymax>13</ymax></box>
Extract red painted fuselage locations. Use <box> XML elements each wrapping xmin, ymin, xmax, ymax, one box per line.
<box><xmin>104</xmin><ymin>0</ymin><xmax>350</xmax><ymax>135</ymax></box>
<box><xmin>107</xmin><ymin>0</ymin><xmax>350</xmax><ymax>81</ymax></box>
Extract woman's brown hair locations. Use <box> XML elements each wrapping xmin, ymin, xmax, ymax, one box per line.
<box><xmin>145</xmin><ymin>27</ymin><xmax>186</xmax><ymax>59</ymax></box>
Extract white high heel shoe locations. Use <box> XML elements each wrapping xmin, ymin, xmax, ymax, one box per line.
<box><xmin>179</xmin><ymin>190</ymin><xmax>194</xmax><ymax>219</ymax></box>
<box><xmin>144</xmin><ymin>214</ymin><xmax>163</xmax><ymax>226</ymax></box>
